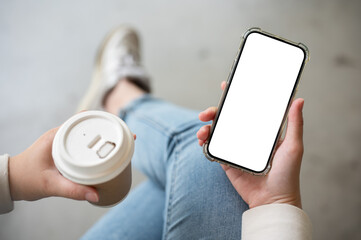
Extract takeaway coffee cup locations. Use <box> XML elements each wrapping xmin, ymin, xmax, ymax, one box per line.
<box><xmin>52</xmin><ymin>110</ymin><xmax>134</xmax><ymax>207</ymax></box>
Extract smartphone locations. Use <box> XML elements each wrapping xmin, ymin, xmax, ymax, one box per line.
<box><xmin>203</xmin><ymin>28</ymin><xmax>309</xmax><ymax>175</ymax></box>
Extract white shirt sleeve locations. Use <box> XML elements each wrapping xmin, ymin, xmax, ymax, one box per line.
<box><xmin>0</xmin><ymin>154</ymin><xmax>14</xmax><ymax>214</ymax></box>
<box><xmin>242</xmin><ymin>203</ymin><xmax>312</xmax><ymax>240</ymax></box>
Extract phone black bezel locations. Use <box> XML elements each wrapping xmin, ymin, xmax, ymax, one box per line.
<box><xmin>205</xmin><ymin>29</ymin><xmax>308</xmax><ymax>174</ymax></box>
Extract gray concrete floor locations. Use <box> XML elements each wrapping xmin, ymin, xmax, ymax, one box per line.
<box><xmin>0</xmin><ymin>0</ymin><xmax>360</xmax><ymax>239</ymax></box>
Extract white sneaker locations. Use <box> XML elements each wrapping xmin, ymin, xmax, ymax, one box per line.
<box><xmin>77</xmin><ymin>25</ymin><xmax>150</xmax><ymax>111</ymax></box>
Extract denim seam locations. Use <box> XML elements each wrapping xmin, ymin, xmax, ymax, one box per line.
<box><xmin>127</xmin><ymin>108</ymin><xmax>180</xmax><ymax>239</ymax></box>
<box><xmin>163</xmin><ymin>133</ymin><xmax>180</xmax><ymax>240</ymax></box>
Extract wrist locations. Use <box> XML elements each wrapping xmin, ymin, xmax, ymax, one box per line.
<box><xmin>270</xmin><ymin>198</ymin><xmax>302</xmax><ymax>209</ymax></box>
<box><xmin>8</xmin><ymin>155</ymin><xmax>23</xmax><ymax>201</ymax></box>
<box><xmin>249</xmin><ymin>195</ymin><xmax>302</xmax><ymax>209</ymax></box>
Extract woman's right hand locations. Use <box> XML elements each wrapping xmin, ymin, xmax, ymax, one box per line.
<box><xmin>197</xmin><ymin>81</ymin><xmax>305</xmax><ymax>209</ymax></box>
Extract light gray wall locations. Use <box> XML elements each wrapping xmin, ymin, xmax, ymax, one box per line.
<box><xmin>1</xmin><ymin>0</ymin><xmax>360</xmax><ymax>239</ymax></box>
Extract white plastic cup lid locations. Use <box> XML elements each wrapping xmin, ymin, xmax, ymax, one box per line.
<box><xmin>52</xmin><ymin>111</ymin><xmax>134</xmax><ymax>185</ymax></box>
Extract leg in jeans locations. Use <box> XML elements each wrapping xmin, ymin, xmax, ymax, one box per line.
<box><xmin>121</xmin><ymin>95</ymin><xmax>248</xmax><ymax>239</ymax></box>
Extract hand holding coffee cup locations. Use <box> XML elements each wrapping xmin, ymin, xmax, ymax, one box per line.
<box><xmin>52</xmin><ymin>111</ymin><xmax>134</xmax><ymax>207</ymax></box>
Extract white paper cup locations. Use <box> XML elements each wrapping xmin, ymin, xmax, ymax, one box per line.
<box><xmin>52</xmin><ymin>110</ymin><xmax>134</xmax><ymax>207</ymax></box>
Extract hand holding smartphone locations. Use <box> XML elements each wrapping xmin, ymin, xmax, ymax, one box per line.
<box><xmin>203</xmin><ymin>28</ymin><xmax>309</xmax><ymax>175</ymax></box>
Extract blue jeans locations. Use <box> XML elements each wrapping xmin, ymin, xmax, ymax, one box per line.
<box><xmin>81</xmin><ymin>95</ymin><xmax>248</xmax><ymax>240</ymax></box>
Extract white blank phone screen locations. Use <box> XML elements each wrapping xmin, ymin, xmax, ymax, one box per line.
<box><xmin>208</xmin><ymin>32</ymin><xmax>305</xmax><ymax>172</ymax></box>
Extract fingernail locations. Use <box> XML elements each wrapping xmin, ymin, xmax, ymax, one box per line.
<box><xmin>85</xmin><ymin>192</ymin><xmax>99</xmax><ymax>203</ymax></box>
<box><xmin>300</xmin><ymin>99</ymin><xmax>305</xmax><ymax>109</ymax></box>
